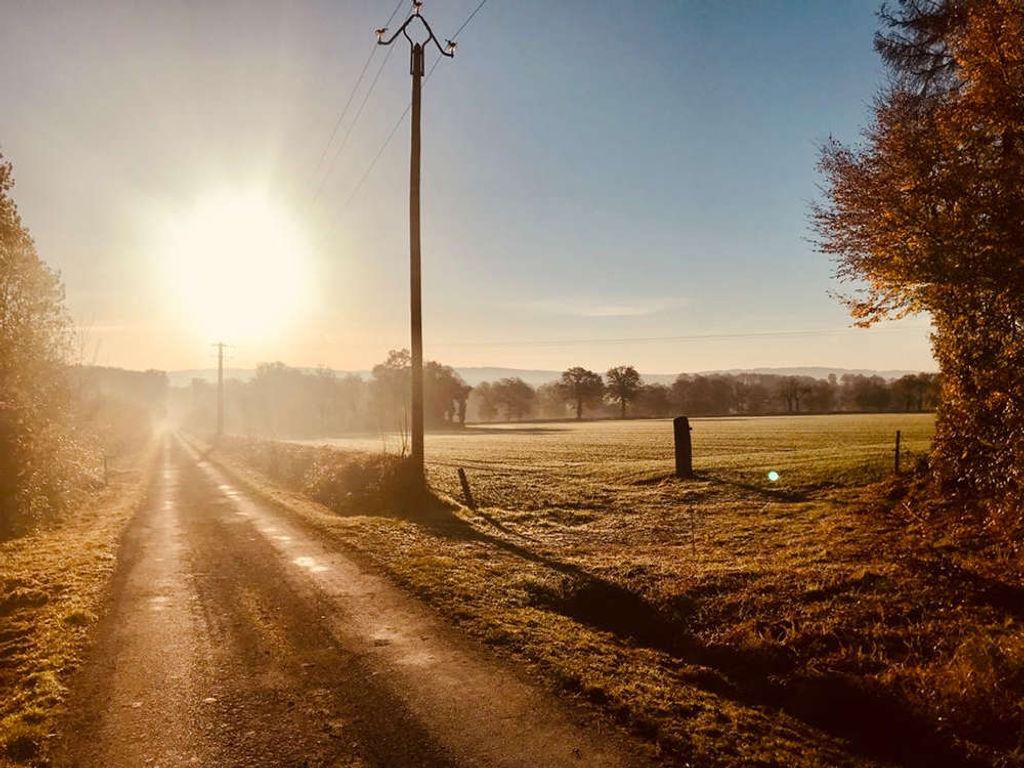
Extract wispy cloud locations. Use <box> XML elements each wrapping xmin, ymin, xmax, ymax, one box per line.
<box><xmin>521</xmin><ymin>296</ymin><xmax>689</xmax><ymax>319</ymax></box>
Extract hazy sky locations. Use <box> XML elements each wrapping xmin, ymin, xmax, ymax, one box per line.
<box><xmin>1</xmin><ymin>0</ymin><xmax>936</xmax><ymax>374</ymax></box>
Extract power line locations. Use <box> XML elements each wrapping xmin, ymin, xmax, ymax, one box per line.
<box><xmin>314</xmin><ymin>41</ymin><xmax>400</xmax><ymax>199</ymax></box>
<box><xmin>311</xmin><ymin>0</ymin><xmax>407</xmax><ymax>186</ymax></box>
<box><xmin>451</xmin><ymin>0</ymin><xmax>490</xmax><ymax>40</ymax></box>
<box><xmin>427</xmin><ymin>325</ymin><xmax>932</xmax><ymax>349</ymax></box>
<box><xmin>311</xmin><ymin>46</ymin><xmax>377</xmax><ymax>180</ymax></box>
<box><xmin>342</xmin><ymin>53</ymin><xmax>443</xmax><ymax>211</ymax></box>
<box><xmin>340</xmin><ymin>0</ymin><xmax>491</xmax><ymax>212</ymax></box>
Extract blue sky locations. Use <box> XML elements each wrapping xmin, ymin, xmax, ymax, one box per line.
<box><xmin>0</xmin><ymin>0</ymin><xmax>935</xmax><ymax>373</ymax></box>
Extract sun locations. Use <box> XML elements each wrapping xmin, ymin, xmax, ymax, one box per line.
<box><xmin>160</xmin><ymin>189</ymin><xmax>312</xmax><ymax>342</ymax></box>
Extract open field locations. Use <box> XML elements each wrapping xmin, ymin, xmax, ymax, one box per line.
<box><xmin>203</xmin><ymin>413</ymin><xmax>1013</xmax><ymax>764</ymax></box>
<box><xmin>301</xmin><ymin>413</ymin><xmax>936</xmax><ymax>499</ymax></box>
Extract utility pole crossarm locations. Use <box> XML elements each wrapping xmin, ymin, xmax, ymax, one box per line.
<box><xmin>375</xmin><ymin>7</ymin><xmax>456</xmax><ymax>58</ymax></box>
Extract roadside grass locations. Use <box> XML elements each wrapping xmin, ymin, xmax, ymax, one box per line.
<box><xmin>0</xmin><ymin>443</ymin><xmax>156</xmax><ymax>767</ymax></box>
<box><xmin>211</xmin><ymin>414</ymin><xmax>1024</xmax><ymax>766</ymax></box>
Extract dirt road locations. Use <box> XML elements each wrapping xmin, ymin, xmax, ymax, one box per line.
<box><xmin>54</xmin><ymin>435</ymin><xmax>654</xmax><ymax>767</ymax></box>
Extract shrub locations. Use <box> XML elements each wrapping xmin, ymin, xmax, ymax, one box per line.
<box><xmin>224</xmin><ymin>438</ymin><xmax>423</xmax><ymax>516</ymax></box>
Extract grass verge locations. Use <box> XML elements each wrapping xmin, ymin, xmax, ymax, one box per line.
<box><xmin>0</xmin><ymin>441</ymin><xmax>157</xmax><ymax>766</ymax></box>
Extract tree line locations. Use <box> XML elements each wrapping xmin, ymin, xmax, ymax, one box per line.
<box><xmin>0</xmin><ymin>155</ymin><xmax>165</xmax><ymax>538</ymax></box>
<box><xmin>816</xmin><ymin>0</ymin><xmax>1024</xmax><ymax>529</ymax></box>
<box><xmin>177</xmin><ymin>352</ymin><xmax>471</xmax><ymax>440</ymax></box>
<box><xmin>178</xmin><ymin>353</ymin><xmax>938</xmax><ymax>437</ymax></box>
<box><xmin>465</xmin><ymin>369</ymin><xmax>938</xmax><ymax>422</ymax></box>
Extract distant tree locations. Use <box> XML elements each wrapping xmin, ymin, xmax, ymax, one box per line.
<box><xmin>0</xmin><ymin>154</ymin><xmax>79</xmax><ymax>537</ymax></box>
<box><xmin>777</xmin><ymin>375</ymin><xmax>835</xmax><ymax>414</ymax></box>
<box><xmin>891</xmin><ymin>373</ymin><xmax>940</xmax><ymax>412</ymax></box>
<box><xmin>815</xmin><ymin>1</ymin><xmax>1024</xmax><ymax>522</ymax></box>
<box><xmin>605</xmin><ymin>365</ymin><xmax>642</xmax><ymax>418</ymax></box>
<box><xmin>669</xmin><ymin>375</ymin><xmax>694</xmax><ymax>414</ymax></box>
<box><xmin>371</xmin><ymin>349</ymin><xmax>411</xmax><ymax>450</ymax></box>
<box><xmin>733</xmin><ymin>374</ymin><xmax>771</xmax><ymax>414</ymax></box>
<box><xmin>803</xmin><ymin>378</ymin><xmax>836</xmax><ymax>413</ymax></box>
<box><xmin>839</xmin><ymin>374</ymin><xmax>892</xmax><ymax>413</ymax></box>
<box><xmin>778</xmin><ymin>377</ymin><xmax>806</xmax><ymax>413</ymax></box>
<box><xmin>454</xmin><ymin>381</ymin><xmax>472</xmax><ymax>426</ymax></box>
<box><xmin>492</xmin><ymin>377</ymin><xmax>535</xmax><ymax>421</ymax></box>
<box><xmin>470</xmin><ymin>381</ymin><xmax>499</xmax><ymax>422</ymax></box>
<box><xmin>313</xmin><ymin>366</ymin><xmax>336</xmax><ymax>431</ymax></box>
<box><xmin>424</xmin><ymin>362</ymin><xmax>471</xmax><ymax>427</ymax></box>
<box><xmin>535</xmin><ymin>381</ymin><xmax>569</xmax><ymax>419</ymax></box>
<box><xmin>671</xmin><ymin>374</ymin><xmax>735</xmax><ymax>416</ymax></box>
<box><xmin>335</xmin><ymin>373</ymin><xmax>368</xmax><ymax>431</ymax></box>
<box><xmin>634</xmin><ymin>383</ymin><xmax>672</xmax><ymax>417</ymax></box>
<box><xmin>557</xmin><ymin>367</ymin><xmax>604</xmax><ymax>420</ymax></box>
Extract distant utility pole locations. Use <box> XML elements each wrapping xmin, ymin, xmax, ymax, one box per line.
<box><xmin>376</xmin><ymin>2</ymin><xmax>455</xmax><ymax>479</ymax></box>
<box><xmin>215</xmin><ymin>342</ymin><xmax>227</xmax><ymax>439</ymax></box>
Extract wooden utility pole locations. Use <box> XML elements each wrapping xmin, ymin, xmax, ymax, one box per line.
<box><xmin>216</xmin><ymin>341</ymin><xmax>225</xmax><ymax>439</ymax></box>
<box><xmin>409</xmin><ymin>41</ymin><xmax>425</xmax><ymax>476</ymax></box>
<box><xmin>376</xmin><ymin>5</ymin><xmax>455</xmax><ymax>481</ymax></box>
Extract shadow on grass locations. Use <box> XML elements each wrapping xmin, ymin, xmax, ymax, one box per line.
<box><xmin>629</xmin><ymin>471</ymin><xmax>818</xmax><ymax>503</ymax></box>
<box><xmin>903</xmin><ymin>552</ymin><xmax>1024</xmax><ymax>622</ymax></box>
<box><xmin>695</xmin><ymin>473</ymin><xmax>816</xmax><ymax>503</ymax></box>
<box><xmin>400</xmin><ymin>487</ymin><xmax>979</xmax><ymax>768</ymax></box>
<box><xmin>469</xmin><ymin>507</ymin><xmax>539</xmax><ymax>542</ymax></box>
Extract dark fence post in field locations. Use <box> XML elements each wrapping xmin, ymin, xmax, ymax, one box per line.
<box><xmin>894</xmin><ymin>430</ymin><xmax>902</xmax><ymax>474</ymax></box>
<box><xmin>457</xmin><ymin>467</ymin><xmax>477</xmax><ymax>510</ymax></box>
<box><xmin>674</xmin><ymin>416</ymin><xmax>694</xmax><ymax>479</ymax></box>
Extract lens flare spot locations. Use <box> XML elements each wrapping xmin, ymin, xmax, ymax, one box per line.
<box><xmin>767</xmin><ymin>470</ymin><xmax>780</xmax><ymax>483</ymax></box>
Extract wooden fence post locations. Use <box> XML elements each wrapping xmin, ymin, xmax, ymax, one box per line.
<box><xmin>894</xmin><ymin>430</ymin><xmax>901</xmax><ymax>474</ymax></box>
<box><xmin>457</xmin><ymin>467</ymin><xmax>476</xmax><ymax>510</ymax></box>
<box><xmin>674</xmin><ymin>416</ymin><xmax>694</xmax><ymax>479</ymax></box>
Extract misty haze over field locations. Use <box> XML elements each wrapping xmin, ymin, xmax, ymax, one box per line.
<box><xmin>167</xmin><ymin>365</ymin><xmax>933</xmax><ymax>388</ymax></box>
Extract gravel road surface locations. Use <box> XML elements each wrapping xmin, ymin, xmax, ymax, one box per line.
<box><xmin>53</xmin><ymin>435</ymin><xmax>656</xmax><ymax>767</ymax></box>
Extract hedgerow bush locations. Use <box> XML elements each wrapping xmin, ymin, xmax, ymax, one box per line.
<box><xmin>223</xmin><ymin>438</ymin><xmax>423</xmax><ymax>515</ymax></box>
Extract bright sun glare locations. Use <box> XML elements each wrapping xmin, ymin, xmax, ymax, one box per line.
<box><xmin>162</xmin><ymin>190</ymin><xmax>311</xmax><ymax>342</ymax></box>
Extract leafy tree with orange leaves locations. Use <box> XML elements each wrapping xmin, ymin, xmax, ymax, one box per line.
<box><xmin>815</xmin><ymin>0</ymin><xmax>1024</xmax><ymax>525</ymax></box>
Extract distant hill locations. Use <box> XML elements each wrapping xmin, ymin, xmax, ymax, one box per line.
<box><xmin>166</xmin><ymin>368</ymin><xmax>260</xmax><ymax>387</ymax></box>
<box><xmin>167</xmin><ymin>365</ymin><xmax>933</xmax><ymax>388</ymax></box>
<box><xmin>703</xmin><ymin>366</ymin><xmax>932</xmax><ymax>381</ymax></box>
